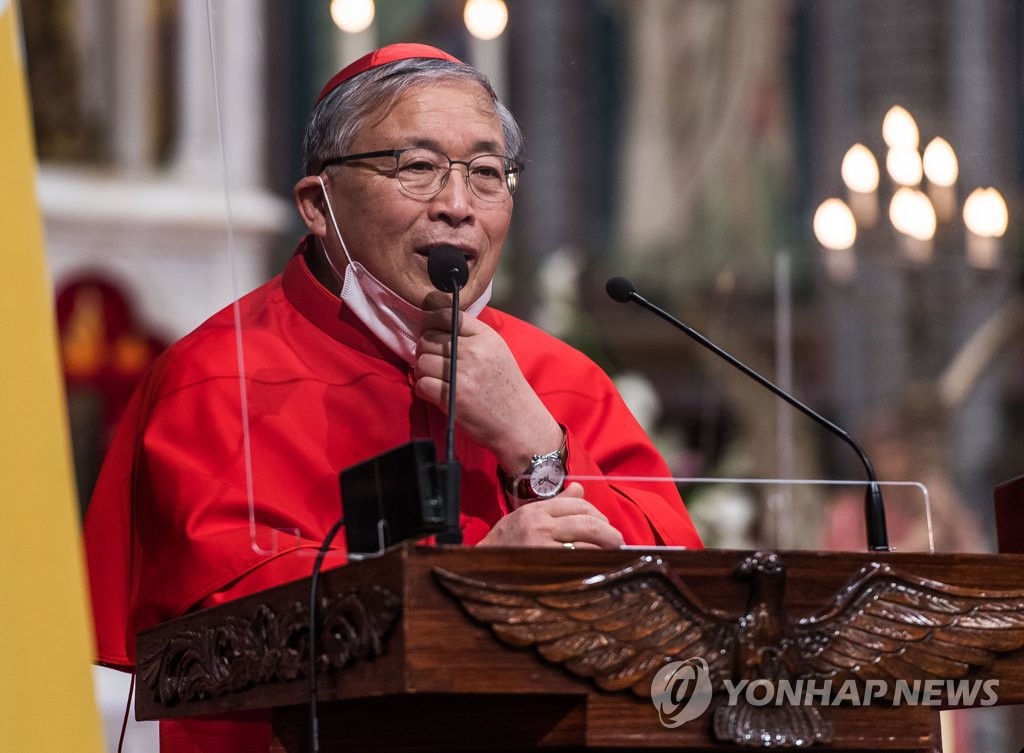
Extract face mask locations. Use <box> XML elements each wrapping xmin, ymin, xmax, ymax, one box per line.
<box><xmin>316</xmin><ymin>176</ymin><xmax>492</xmax><ymax>364</ymax></box>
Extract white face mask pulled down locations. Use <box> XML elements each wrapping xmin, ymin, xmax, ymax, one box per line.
<box><xmin>316</xmin><ymin>176</ymin><xmax>492</xmax><ymax>364</ymax></box>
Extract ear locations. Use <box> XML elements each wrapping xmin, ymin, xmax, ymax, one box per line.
<box><xmin>293</xmin><ymin>175</ymin><xmax>330</xmax><ymax>237</ymax></box>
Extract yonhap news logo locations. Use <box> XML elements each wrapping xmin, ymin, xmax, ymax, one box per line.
<box><xmin>650</xmin><ymin>658</ymin><xmax>714</xmax><ymax>727</ymax></box>
<box><xmin>717</xmin><ymin>676</ymin><xmax>1000</xmax><ymax>710</ymax></box>
<box><xmin>649</xmin><ymin>658</ymin><xmax>999</xmax><ymax>730</ymax></box>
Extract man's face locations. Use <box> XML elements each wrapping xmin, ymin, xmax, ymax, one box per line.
<box><xmin>321</xmin><ymin>80</ymin><xmax>513</xmax><ymax>309</ymax></box>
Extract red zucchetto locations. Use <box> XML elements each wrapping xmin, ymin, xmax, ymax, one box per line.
<box><xmin>315</xmin><ymin>42</ymin><xmax>464</xmax><ymax>106</ymax></box>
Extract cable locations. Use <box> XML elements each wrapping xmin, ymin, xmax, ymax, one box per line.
<box><xmin>308</xmin><ymin>517</ymin><xmax>345</xmax><ymax>753</ymax></box>
<box><xmin>116</xmin><ymin>672</ymin><xmax>134</xmax><ymax>753</ymax></box>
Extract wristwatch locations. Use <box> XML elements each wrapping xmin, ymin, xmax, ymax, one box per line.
<box><xmin>498</xmin><ymin>432</ymin><xmax>568</xmax><ymax>501</ymax></box>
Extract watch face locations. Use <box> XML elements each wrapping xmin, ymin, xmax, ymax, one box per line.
<box><xmin>528</xmin><ymin>457</ymin><xmax>566</xmax><ymax>498</ymax></box>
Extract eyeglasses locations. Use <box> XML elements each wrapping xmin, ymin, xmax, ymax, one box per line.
<box><xmin>318</xmin><ymin>147</ymin><xmax>523</xmax><ymax>202</ymax></box>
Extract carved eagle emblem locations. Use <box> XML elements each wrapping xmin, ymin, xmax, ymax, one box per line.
<box><xmin>434</xmin><ymin>552</ymin><xmax>1024</xmax><ymax>748</ymax></box>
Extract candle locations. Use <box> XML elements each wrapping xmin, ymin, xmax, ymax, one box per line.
<box><xmin>963</xmin><ymin>187</ymin><xmax>1008</xmax><ymax>270</ymax></box>
<box><xmin>923</xmin><ymin>137</ymin><xmax>959</xmax><ymax>223</ymax></box>
<box><xmin>841</xmin><ymin>144</ymin><xmax>879</xmax><ymax>227</ymax></box>
<box><xmin>814</xmin><ymin>198</ymin><xmax>858</xmax><ymax>282</ymax></box>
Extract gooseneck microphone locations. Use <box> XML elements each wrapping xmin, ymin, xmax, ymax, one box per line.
<box><xmin>606</xmin><ymin>276</ymin><xmax>890</xmax><ymax>552</ymax></box>
<box><xmin>428</xmin><ymin>245</ymin><xmax>469</xmax><ymax>545</ymax></box>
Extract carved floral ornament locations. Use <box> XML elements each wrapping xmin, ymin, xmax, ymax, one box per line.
<box><xmin>434</xmin><ymin>552</ymin><xmax>1024</xmax><ymax>748</ymax></box>
<box><xmin>137</xmin><ymin>585</ymin><xmax>400</xmax><ymax>707</ymax></box>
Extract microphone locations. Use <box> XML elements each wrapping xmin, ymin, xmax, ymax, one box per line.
<box><xmin>428</xmin><ymin>246</ymin><xmax>469</xmax><ymax>545</ymax></box>
<box><xmin>606</xmin><ymin>276</ymin><xmax>890</xmax><ymax>552</ymax></box>
<box><xmin>428</xmin><ymin>244</ymin><xmax>469</xmax><ymax>292</ymax></box>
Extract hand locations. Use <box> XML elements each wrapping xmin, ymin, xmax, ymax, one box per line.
<box><xmin>413</xmin><ymin>308</ymin><xmax>562</xmax><ymax>472</ymax></box>
<box><xmin>476</xmin><ymin>483</ymin><xmax>625</xmax><ymax>550</ymax></box>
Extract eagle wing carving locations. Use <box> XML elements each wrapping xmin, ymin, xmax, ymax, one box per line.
<box><xmin>796</xmin><ymin>562</ymin><xmax>1024</xmax><ymax>684</ymax></box>
<box><xmin>436</xmin><ymin>553</ymin><xmax>1024</xmax><ymax>748</ymax></box>
<box><xmin>434</xmin><ymin>555</ymin><xmax>737</xmax><ymax>694</ymax></box>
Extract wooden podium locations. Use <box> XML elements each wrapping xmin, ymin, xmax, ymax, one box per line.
<box><xmin>135</xmin><ymin>543</ymin><xmax>1024</xmax><ymax>752</ymax></box>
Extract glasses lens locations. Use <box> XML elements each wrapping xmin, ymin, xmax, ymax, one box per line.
<box><xmin>395</xmin><ymin>148</ymin><xmax>446</xmax><ymax>194</ymax></box>
<box><xmin>466</xmin><ymin>154</ymin><xmax>513</xmax><ymax>201</ymax></box>
<box><xmin>395</xmin><ymin>148</ymin><xmax>518</xmax><ymax>202</ymax></box>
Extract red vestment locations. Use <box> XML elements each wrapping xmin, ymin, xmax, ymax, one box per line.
<box><xmin>83</xmin><ymin>240</ymin><xmax>702</xmax><ymax>751</ymax></box>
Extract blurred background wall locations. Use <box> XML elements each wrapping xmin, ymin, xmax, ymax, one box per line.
<box><xmin>19</xmin><ymin>0</ymin><xmax>1024</xmax><ymax>749</ymax></box>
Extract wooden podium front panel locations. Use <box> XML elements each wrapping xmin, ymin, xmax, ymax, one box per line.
<box><xmin>137</xmin><ymin>545</ymin><xmax>1024</xmax><ymax>751</ymax></box>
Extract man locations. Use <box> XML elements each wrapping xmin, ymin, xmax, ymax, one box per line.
<box><xmin>84</xmin><ymin>43</ymin><xmax>702</xmax><ymax>752</ymax></box>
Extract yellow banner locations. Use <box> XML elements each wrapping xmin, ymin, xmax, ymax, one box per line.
<box><xmin>0</xmin><ymin>2</ymin><xmax>105</xmax><ymax>751</ymax></box>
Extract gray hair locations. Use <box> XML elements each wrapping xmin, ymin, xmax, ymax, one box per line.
<box><xmin>302</xmin><ymin>58</ymin><xmax>524</xmax><ymax>176</ymax></box>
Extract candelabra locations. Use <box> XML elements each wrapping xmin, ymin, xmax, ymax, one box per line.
<box><xmin>813</xmin><ymin>105</ymin><xmax>1008</xmax><ymax>282</ymax></box>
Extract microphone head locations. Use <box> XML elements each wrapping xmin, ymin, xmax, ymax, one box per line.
<box><xmin>428</xmin><ymin>245</ymin><xmax>469</xmax><ymax>293</ymax></box>
<box><xmin>605</xmin><ymin>276</ymin><xmax>637</xmax><ymax>303</ymax></box>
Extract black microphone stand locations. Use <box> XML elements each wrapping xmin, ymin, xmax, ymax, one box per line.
<box><xmin>436</xmin><ymin>274</ymin><xmax>462</xmax><ymax>545</ymax></box>
<box><xmin>427</xmin><ymin>245</ymin><xmax>469</xmax><ymax>545</ymax></box>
